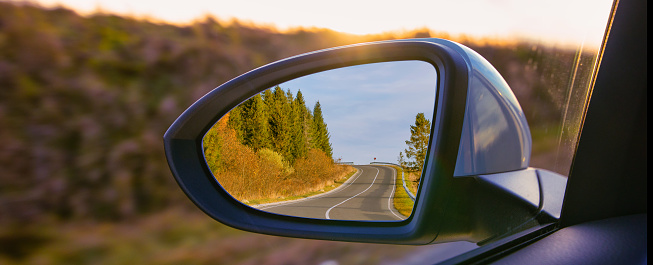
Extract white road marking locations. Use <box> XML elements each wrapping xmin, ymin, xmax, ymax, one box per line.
<box><xmin>325</xmin><ymin>167</ymin><xmax>380</xmax><ymax>219</ymax></box>
<box><xmin>258</xmin><ymin>167</ymin><xmax>363</xmax><ymax>210</ymax></box>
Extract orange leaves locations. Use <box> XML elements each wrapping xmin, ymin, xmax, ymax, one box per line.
<box><xmin>205</xmin><ymin>119</ymin><xmax>343</xmax><ymax>202</ymax></box>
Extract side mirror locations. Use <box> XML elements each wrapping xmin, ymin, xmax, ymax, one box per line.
<box><xmin>164</xmin><ymin>39</ymin><xmax>562</xmax><ymax>245</ymax></box>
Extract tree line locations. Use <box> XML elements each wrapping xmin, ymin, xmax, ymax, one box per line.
<box><xmin>202</xmin><ymin>86</ymin><xmax>347</xmax><ymax>202</ymax></box>
<box><xmin>226</xmin><ymin>86</ymin><xmax>332</xmax><ymax>164</ymax></box>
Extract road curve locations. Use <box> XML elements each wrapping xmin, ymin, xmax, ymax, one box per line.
<box><xmin>258</xmin><ymin>165</ymin><xmax>405</xmax><ymax>221</ymax></box>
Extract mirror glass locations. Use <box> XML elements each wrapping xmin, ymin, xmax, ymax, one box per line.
<box><xmin>203</xmin><ymin>61</ymin><xmax>437</xmax><ymax>221</ymax></box>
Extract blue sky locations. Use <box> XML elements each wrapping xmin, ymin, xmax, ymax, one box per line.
<box><xmin>277</xmin><ymin>61</ymin><xmax>436</xmax><ymax>165</ymax></box>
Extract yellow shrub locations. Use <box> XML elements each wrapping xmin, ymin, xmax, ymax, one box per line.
<box><xmin>257</xmin><ymin>148</ymin><xmax>294</xmax><ymax>176</ymax></box>
<box><xmin>205</xmin><ymin>118</ymin><xmax>347</xmax><ymax>202</ymax></box>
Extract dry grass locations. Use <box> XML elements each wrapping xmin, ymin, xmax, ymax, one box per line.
<box><xmin>404</xmin><ymin>171</ymin><xmax>421</xmax><ymax>195</ymax></box>
<box><xmin>248</xmin><ymin>166</ymin><xmax>356</xmax><ymax>205</ymax></box>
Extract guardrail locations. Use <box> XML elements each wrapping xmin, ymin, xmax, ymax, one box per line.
<box><xmin>370</xmin><ymin>161</ymin><xmax>401</xmax><ymax>167</ymax></box>
<box><xmin>369</xmin><ymin>162</ymin><xmax>416</xmax><ymax>201</ymax></box>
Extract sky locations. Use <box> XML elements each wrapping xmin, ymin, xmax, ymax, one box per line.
<box><xmin>278</xmin><ymin>61</ymin><xmax>436</xmax><ymax>165</ymax></box>
<box><xmin>34</xmin><ymin>0</ymin><xmax>614</xmax><ymax>46</ymax></box>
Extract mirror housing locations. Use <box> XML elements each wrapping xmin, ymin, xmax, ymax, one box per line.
<box><xmin>164</xmin><ymin>39</ymin><xmax>543</xmax><ymax>245</ymax></box>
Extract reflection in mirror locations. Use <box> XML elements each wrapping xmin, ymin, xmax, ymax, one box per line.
<box><xmin>203</xmin><ymin>61</ymin><xmax>437</xmax><ymax>221</ymax></box>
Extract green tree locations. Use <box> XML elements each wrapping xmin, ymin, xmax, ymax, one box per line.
<box><xmin>288</xmin><ymin>90</ymin><xmax>308</xmax><ymax>162</ymax></box>
<box><xmin>311</xmin><ymin>101</ymin><xmax>333</xmax><ymax>158</ymax></box>
<box><xmin>239</xmin><ymin>94</ymin><xmax>270</xmax><ymax>150</ymax></box>
<box><xmin>403</xmin><ymin>113</ymin><xmax>431</xmax><ymax>172</ymax></box>
<box><xmin>294</xmin><ymin>90</ymin><xmax>312</xmax><ymax>134</ymax></box>
<box><xmin>266</xmin><ymin>86</ymin><xmax>292</xmax><ymax>160</ymax></box>
<box><xmin>203</xmin><ymin>123</ymin><xmax>223</xmax><ymax>173</ymax></box>
<box><xmin>227</xmin><ymin>105</ymin><xmax>243</xmax><ymax>141</ymax></box>
<box><xmin>398</xmin><ymin>151</ymin><xmax>407</xmax><ymax>169</ymax></box>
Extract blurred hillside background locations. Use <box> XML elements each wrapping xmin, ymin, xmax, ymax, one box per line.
<box><xmin>0</xmin><ymin>1</ymin><xmax>604</xmax><ymax>264</ymax></box>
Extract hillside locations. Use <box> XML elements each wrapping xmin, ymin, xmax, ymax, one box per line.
<box><xmin>0</xmin><ymin>1</ymin><xmax>595</xmax><ymax>224</ymax></box>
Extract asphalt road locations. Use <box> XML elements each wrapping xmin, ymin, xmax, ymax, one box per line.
<box><xmin>257</xmin><ymin>165</ymin><xmax>406</xmax><ymax>221</ymax></box>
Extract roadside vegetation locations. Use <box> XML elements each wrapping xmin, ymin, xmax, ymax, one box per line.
<box><xmin>202</xmin><ymin>86</ymin><xmax>352</xmax><ymax>203</ymax></box>
<box><xmin>390</xmin><ymin>166</ymin><xmax>416</xmax><ymax>218</ymax></box>
<box><xmin>248</xmin><ymin>168</ymin><xmax>357</xmax><ymax>205</ymax></box>
<box><xmin>397</xmin><ymin>112</ymin><xmax>430</xmax><ymax>198</ymax></box>
<box><xmin>398</xmin><ymin>113</ymin><xmax>431</xmax><ymax>175</ymax></box>
<box><xmin>403</xmin><ymin>171</ymin><xmax>421</xmax><ymax>195</ymax></box>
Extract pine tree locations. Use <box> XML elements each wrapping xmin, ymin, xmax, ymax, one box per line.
<box><xmin>266</xmin><ymin>86</ymin><xmax>292</xmax><ymax>160</ymax></box>
<box><xmin>289</xmin><ymin>90</ymin><xmax>308</xmax><ymax>161</ymax></box>
<box><xmin>261</xmin><ymin>88</ymin><xmax>274</xmax><ymax>102</ymax></box>
<box><xmin>398</xmin><ymin>151</ymin><xmax>407</xmax><ymax>169</ymax></box>
<box><xmin>404</xmin><ymin>113</ymin><xmax>431</xmax><ymax>172</ymax></box>
<box><xmin>312</xmin><ymin>101</ymin><xmax>333</xmax><ymax>158</ymax></box>
<box><xmin>227</xmin><ymin>105</ymin><xmax>243</xmax><ymax>141</ymax></box>
<box><xmin>239</xmin><ymin>94</ymin><xmax>270</xmax><ymax>150</ymax></box>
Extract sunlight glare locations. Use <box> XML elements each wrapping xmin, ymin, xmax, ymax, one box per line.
<box><xmin>36</xmin><ymin>0</ymin><xmax>613</xmax><ymax>46</ymax></box>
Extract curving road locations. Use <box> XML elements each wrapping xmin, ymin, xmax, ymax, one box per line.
<box><xmin>257</xmin><ymin>165</ymin><xmax>405</xmax><ymax>221</ymax></box>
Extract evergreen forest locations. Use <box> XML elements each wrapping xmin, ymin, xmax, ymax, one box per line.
<box><xmin>203</xmin><ymin>86</ymin><xmax>346</xmax><ymax>202</ymax></box>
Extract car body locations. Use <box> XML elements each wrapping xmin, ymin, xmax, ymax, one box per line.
<box><xmin>476</xmin><ymin>0</ymin><xmax>647</xmax><ymax>263</ymax></box>
<box><xmin>447</xmin><ymin>0</ymin><xmax>647</xmax><ymax>263</ymax></box>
